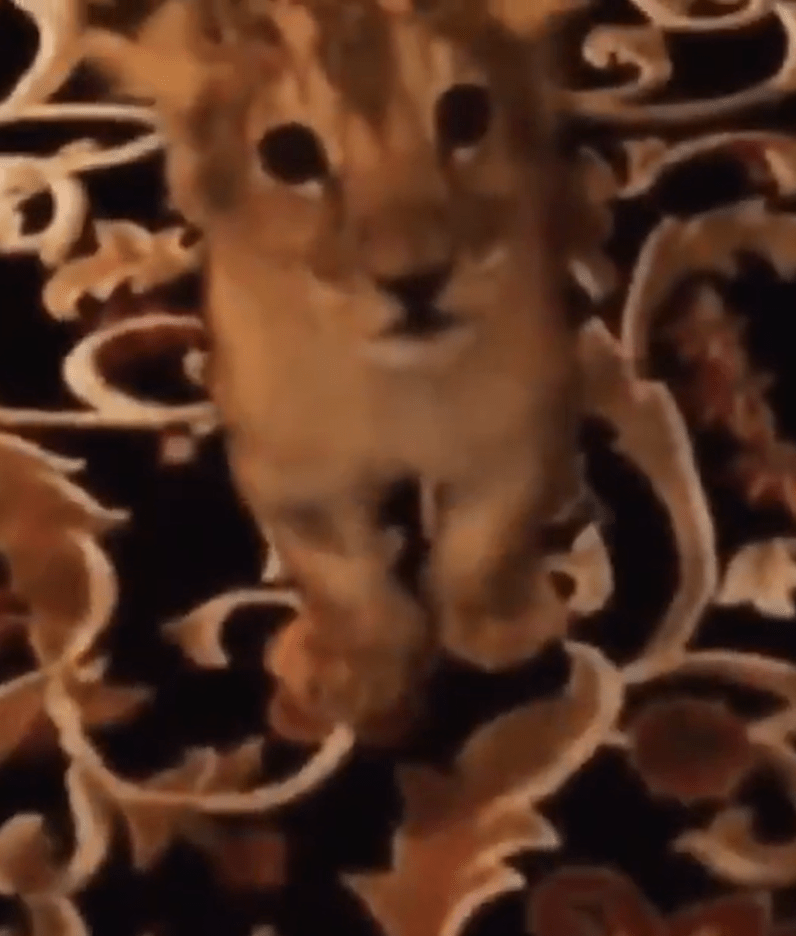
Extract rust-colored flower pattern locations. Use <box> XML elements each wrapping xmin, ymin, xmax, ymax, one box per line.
<box><xmin>529</xmin><ymin>867</ymin><xmax>771</xmax><ymax>936</ymax></box>
<box><xmin>626</xmin><ymin>697</ymin><xmax>760</xmax><ymax>804</ymax></box>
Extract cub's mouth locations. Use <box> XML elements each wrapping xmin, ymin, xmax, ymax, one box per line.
<box><xmin>365</xmin><ymin>303</ymin><xmax>475</xmax><ymax>368</ymax></box>
<box><xmin>383</xmin><ymin>303</ymin><xmax>460</xmax><ymax>339</ymax></box>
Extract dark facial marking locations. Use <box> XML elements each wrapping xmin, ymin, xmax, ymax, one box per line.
<box><xmin>187</xmin><ymin>89</ymin><xmax>225</xmax><ymax>146</ymax></box>
<box><xmin>412</xmin><ymin>0</ymin><xmax>488</xmax><ymax>39</ymax></box>
<box><xmin>301</xmin><ymin>0</ymin><xmax>396</xmax><ymax>126</ymax></box>
<box><xmin>275</xmin><ymin>502</ymin><xmax>350</xmax><ymax>554</ymax></box>
<box><xmin>86</xmin><ymin>0</ymin><xmax>165</xmax><ymax>36</ymax></box>
<box><xmin>196</xmin><ymin>0</ymin><xmax>268</xmax><ymax>41</ymax></box>
<box><xmin>188</xmin><ymin>87</ymin><xmax>250</xmax><ymax>210</ymax></box>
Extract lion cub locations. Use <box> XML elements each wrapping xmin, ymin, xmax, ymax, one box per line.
<box><xmin>85</xmin><ymin>0</ymin><xmax>585</xmax><ymax>738</ymax></box>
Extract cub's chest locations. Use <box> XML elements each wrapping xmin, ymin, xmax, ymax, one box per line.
<box><xmin>214</xmin><ymin>320</ymin><xmax>568</xmax><ymax>483</ymax></box>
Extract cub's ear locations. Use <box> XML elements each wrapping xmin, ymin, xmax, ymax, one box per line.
<box><xmin>81</xmin><ymin>0</ymin><xmax>205</xmax><ymax>109</ymax></box>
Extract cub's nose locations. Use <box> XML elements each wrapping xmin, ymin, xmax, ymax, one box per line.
<box><xmin>376</xmin><ymin>264</ymin><xmax>453</xmax><ymax>310</ymax></box>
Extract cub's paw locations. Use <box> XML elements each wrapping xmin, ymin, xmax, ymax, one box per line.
<box><xmin>264</xmin><ymin>611</ymin><xmax>424</xmax><ymax>746</ymax></box>
<box><xmin>440</xmin><ymin>573</ymin><xmax>572</xmax><ymax>671</ymax></box>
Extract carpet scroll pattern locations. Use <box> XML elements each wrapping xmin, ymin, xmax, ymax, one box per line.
<box><xmin>3</xmin><ymin>2</ymin><xmax>796</xmax><ymax>936</ymax></box>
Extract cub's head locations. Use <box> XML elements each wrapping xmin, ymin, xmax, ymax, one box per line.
<box><xmin>85</xmin><ymin>0</ymin><xmax>580</xmax><ymax>370</ymax></box>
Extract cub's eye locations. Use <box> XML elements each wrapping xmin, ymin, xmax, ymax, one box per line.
<box><xmin>435</xmin><ymin>83</ymin><xmax>492</xmax><ymax>152</ymax></box>
<box><xmin>258</xmin><ymin>122</ymin><xmax>329</xmax><ymax>185</ymax></box>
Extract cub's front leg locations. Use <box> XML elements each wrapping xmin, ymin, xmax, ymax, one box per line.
<box><xmin>430</xmin><ymin>448</ymin><xmax>580</xmax><ymax>671</ymax></box>
<box><xmin>262</xmin><ymin>491</ymin><xmax>432</xmax><ymax>740</ymax></box>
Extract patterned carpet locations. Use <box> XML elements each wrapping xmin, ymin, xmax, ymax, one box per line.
<box><xmin>2</xmin><ymin>2</ymin><xmax>796</xmax><ymax>936</ymax></box>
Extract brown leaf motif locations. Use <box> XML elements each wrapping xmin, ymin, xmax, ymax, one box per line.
<box><xmin>108</xmin><ymin>739</ymin><xmax>279</xmax><ymax>873</ymax></box>
<box><xmin>578</xmin><ymin>320</ymin><xmax>718</xmax><ymax>684</ymax></box>
<box><xmin>0</xmin><ymin>763</ymin><xmax>114</xmax><ymax>936</ymax></box>
<box><xmin>0</xmin><ymin>671</ymin><xmax>49</xmax><ymax>767</ymax></box>
<box><xmin>43</xmin><ymin>221</ymin><xmax>199</xmax><ymax>320</ymax></box>
<box><xmin>717</xmin><ymin>539</ymin><xmax>796</xmax><ymax>619</ymax></box>
<box><xmin>0</xmin><ymin>432</ymin><xmax>126</xmax><ymax>668</ymax></box>
<box><xmin>188</xmin><ymin>820</ymin><xmax>287</xmax><ymax>893</ymax></box>
<box><xmin>0</xmin><ymin>434</ymin><xmax>137</xmax><ymax>767</ymax></box>
<box><xmin>346</xmin><ymin>643</ymin><xmax>623</xmax><ymax>936</ymax></box>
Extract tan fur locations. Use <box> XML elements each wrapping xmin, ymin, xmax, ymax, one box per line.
<box><xmin>85</xmin><ymin>0</ymin><xmax>585</xmax><ymax>733</ymax></box>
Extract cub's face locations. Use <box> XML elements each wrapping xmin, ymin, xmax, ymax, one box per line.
<box><xmin>87</xmin><ymin>0</ymin><xmax>573</xmax><ymax>371</ymax></box>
